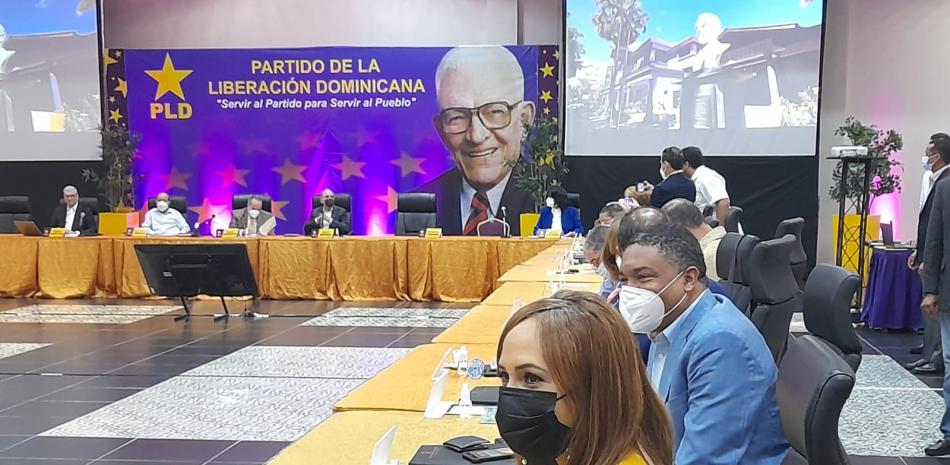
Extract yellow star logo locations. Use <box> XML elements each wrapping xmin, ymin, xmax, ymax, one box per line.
<box><xmin>540</xmin><ymin>91</ymin><xmax>553</xmax><ymax>103</ymax></box>
<box><xmin>333</xmin><ymin>154</ymin><xmax>367</xmax><ymax>180</ymax></box>
<box><xmin>543</xmin><ymin>107</ymin><xmax>551</xmax><ymax>115</ymax></box>
<box><xmin>553</xmin><ymin>50</ymin><xmax>560</xmax><ymax>60</ymax></box>
<box><xmin>159</xmin><ymin>167</ymin><xmax>192</xmax><ymax>191</ymax></box>
<box><xmin>189</xmin><ymin>198</ymin><xmax>227</xmax><ymax>223</ymax></box>
<box><xmin>103</xmin><ymin>49</ymin><xmax>118</xmax><ymax>67</ymax></box>
<box><xmin>390</xmin><ymin>152</ymin><xmax>426</xmax><ymax>177</ymax></box>
<box><xmin>270</xmin><ymin>200</ymin><xmax>289</xmax><ymax>221</ymax></box>
<box><xmin>109</xmin><ymin>109</ymin><xmax>123</xmax><ymax>123</ymax></box>
<box><xmin>540</xmin><ymin>63</ymin><xmax>555</xmax><ymax>77</ymax></box>
<box><xmin>296</xmin><ymin>131</ymin><xmax>323</xmax><ymax>152</ymax></box>
<box><xmin>272</xmin><ymin>159</ymin><xmax>307</xmax><ymax>185</ymax></box>
<box><xmin>114</xmin><ymin>78</ymin><xmax>127</xmax><ymax>98</ymax></box>
<box><xmin>214</xmin><ymin>163</ymin><xmax>251</xmax><ymax>187</ymax></box>
<box><xmin>145</xmin><ymin>53</ymin><xmax>193</xmax><ymax>101</ymax></box>
<box><xmin>376</xmin><ymin>186</ymin><xmax>399</xmax><ymax>214</ymax></box>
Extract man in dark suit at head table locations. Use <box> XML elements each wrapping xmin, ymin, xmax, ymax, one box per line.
<box><xmin>415</xmin><ymin>45</ymin><xmax>536</xmax><ymax>236</ymax></box>
<box><xmin>643</xmin><ymin>146</ymin><xmax>697</xmax><ymax>209</ymax></box>
<box><xmin>304</xmin><ymin>189</ymin><xmax>351</xmax><ymax>236</ymax></box>
<box><xmin>49</xmin><ymin>185</ymin><xmax>98</xmax><ymax>236</ymax></box>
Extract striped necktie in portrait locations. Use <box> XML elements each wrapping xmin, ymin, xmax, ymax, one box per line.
<box><xmin>463</xmin><ymin>191</ymin><xmax>491</xmax><ymax>236</ymax></box>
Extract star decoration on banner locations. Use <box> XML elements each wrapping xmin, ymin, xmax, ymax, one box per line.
<box><xmin>103</xmin><ymin>49</ymin><xmax>118</xmax><ymax>67</ymax></box>
<box><xmin>272</xmin><ymin>159</ymin><xmax>307</xmax><ymax>185</ymax></box>
<box><xmin>108</xmin><ymin>96</ymin><xmax>116</xmax><ymax>103</ymax></box>
<box><xmin>333</xmin><ymin>154</ymin><xmax>367</xmax><ymax>180</ymax></box>
<box><xmin>540</xmin><ymin>91</ymin><xmax>553</xmax><ymax>103</ymax></box>
<box><xmin>158</xmin><ymin>167</ymin><xmax>192</xmax><ymax>191</ymax></box>
<box><xmin>109</xmin><ymin>109</ymin><xmax>123</xmax><ymax>123</ymax></box>
<box><xmin>540</xmin><ymin>63</ymin><xmax>555</xmax><ymax>77</ymax></box>
<box><xmin>115</xmin><ymin>50</ymin><xmax>123</xmax><ymax>57</ymax></box>
<box><xmin>543</xmin><ymin>107</ymin><xmax>551</xmax><ymax>115</ymax></box>
<box><xmin>270</xmin><ymin>200</ymin><xmax>289</xmax><ymax>221</ymax></box>
<box><xmin>189</xmin><ymin>198</ymin><xmax>228</xmax><ymax>223</ymax></box>
<box><xmin>191</xmin><ymin>141</ymin><xmax>214</xmax><ymax>157</ymax></box>
<box><xmin>376</xmin><ymin>186</ymin><xmax>399</xmax><ymax>214</ymax></box>
<box><xmin>296</xmin><ymin>131</ymin><xmax>323</xmax><ymax>152</ymax></box>
<box><xmin>353</xmin><ymin>128</ymin><xmax>379</xmax><ymax>147</ymax></box>
<box><xmin>553</xmin><ymin>50</ymin><xmax>560</xmax><ymax>60</ymax></box>
<box><xmin>144</xmin><ymin>53</ymin><xmax>193</xmax><ymax>100</ymax></box>
<box><xmin>239</xmin><ymin>138</ymin><xmax>269</xmax><ymax>154</ymax></box>
<box><xmin>214</xmin><ymin>163</ymin><xmax>250</xmax><ymax>187</ymax></box>
<box><xmin>391</xmin><ymin>152</ymin><xmax>426</xmax><ymax>177</ymax></box>
<box><xmin>114</xmin><ymin>78</ymin><xmax>128</xmax><ymax>98</ymax></box>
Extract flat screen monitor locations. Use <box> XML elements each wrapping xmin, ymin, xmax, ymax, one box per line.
<box><xmin>134</xmin><ymin>243</ymin><xmax>258</xmax><ymax>298</ymax></box>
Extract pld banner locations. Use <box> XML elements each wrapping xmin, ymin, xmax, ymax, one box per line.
<box><xmin>111</xmin><ymin>45</ymin><xmax>559</xmax><ymax>235</ymax></box>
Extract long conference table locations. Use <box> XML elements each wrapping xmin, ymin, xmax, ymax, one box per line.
<box><xmin>0</xmin><ymin>235</ymin><xmax>557</xmax><ymax>301</ymax></box>
<box><xmin>267</xmin><ymin>240</ymin><xmax>601</xmax><ymax>465</ymax></box>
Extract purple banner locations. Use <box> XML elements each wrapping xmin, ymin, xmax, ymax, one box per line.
<box><xmin>117</xmin><ymin>45</ymin><xmax>556</xmax><ymax>235</ymax></box>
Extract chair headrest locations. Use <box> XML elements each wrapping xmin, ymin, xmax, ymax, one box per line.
<box><xmin>60</xmin><ymin>197</ymin><xmax>100</xmax><ymax>213</ymax></box>
<box><xmin>566</xmin><ymin>193</ymin><xmax>581</xmax><ymax>208</ymax></box>
<box><xmin>776</xmin><ymin>217</ymin><xmax>807</xmax><ymax>264</ymax></box>
<box><xmin>232</xmin><ymin>194</ymin><xmax>272</xmax><ymax>212</ymax></box>
<box><xmin>312</xmin><ymin>194</ymin><xmax>351</xmax><ymax>212</ymax></box>
<box><xmin>776</xmin><ymin>335</ymin><xmax>855</xmax><ymax>461</ymax></box>
<box><xmin>716</xmin><ymin>232</ymin><xmax>743</xmax><ymax>281</ymax></box>
<box><xmin>0</xmin><ymin>196</ymin><xmax>32</xmax><ymax>214</ymax></box>
<box><xmin>803</xmin><ymin>265</ymin><xmax>862</xmax><ymax>353</ymax></box>
<box><xmin>147</xmin><ymin>196</ymin><xmax>189</xmax><ymax>215</ymax></box>
<box><xmin>733</xmin><ymin>233</ymin><xmax>760</xmax><ymax>285</ymax></box>
<box><xmin>397</xmin><ymin>193</ymin><xmax>436</xmax><ymax>213</ymax></box>
<box><xmin>747</xmin><ymin>234</ymin><xmax>801</xmax><ymax>304</ymax></box>
<box><xmin>724</xmin><ymin>206</ymin><xmax>744</xmax><ymax>233</ymax></box>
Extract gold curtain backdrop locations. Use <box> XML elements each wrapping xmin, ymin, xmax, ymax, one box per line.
<box><xmin>0</xmin><ymin>236</ymin><xmax>555</xmax><ymax>302</ymax></box>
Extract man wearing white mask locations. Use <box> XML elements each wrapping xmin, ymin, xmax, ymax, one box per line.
<box><xmin>230</xmin><ymin>196</ymin><xmax>276</xmax><ymax>236</ymax></box>
<box><xmin>617</xmin><ymin>224</ymin><xmax>788</xmax><ymax>465</ymax></box>
<box><xmin>641</xmin><ymin>146</ymin><xmax>696</xmax><ymax>209</ymax></box>
<box><xmin>583</xmin><ymin>225</ymin><xmax>613</xmax><ymax>299</ymax></box>
<box><xmin>142</xmin><ymin>192</ymin><xmax>190</xmax><ymax>236</ymax></box>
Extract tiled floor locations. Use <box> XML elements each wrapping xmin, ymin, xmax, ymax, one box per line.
<box><xmin>0</xmin><ymin>297</ymin><xmax>940</xmax><ymax>464</ymax></box>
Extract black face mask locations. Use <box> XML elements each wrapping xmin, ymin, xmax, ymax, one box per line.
<box><xmin>496</xmin><ymin>387</ymin><xmax>571</xmax><ymax>464</ymax></box>
<box><xmin>324</xmin><ymin>199</ymin><xmax>334</xmax><ymax>208</ymax></box>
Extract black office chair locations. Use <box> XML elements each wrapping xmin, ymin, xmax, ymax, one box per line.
<box><xmin>232</xmin><ymin>194</ymin><xmax>272</xmax><ymax>212</ymax></box>
<box><xmin>747</xmin><ymin>234</ymin><xmax>803</xmax><ymax>363</ymax></box>
<box><xmin>777</xmin><ymin>335</ymin><xmax>855</xmax><ymax>465</ymax></box>
<box><xmin>0</xmin><ymin>196</ymin><xmax>32</xmax><ymax>233</ymax></box>
<box><xmin>148</xmin><ymin>196</ymin><xmax>189</xmax><ymax>215</ymax></box>
<box><xmin>395</xmin><ymin>193</ymin><xmax>436</xmax><ymax>236</ymax></box>
<box><xmin>776</xmin><ymin>218</ymin><xmax>808</xmax><ymax>288</ymax></box>
<box><xmin>311</xmin><ymin>193</ymin><xmax>351</xmax><ymax>212</ymax></box>
<box><xmin>715</xmin><ymin>233</ymin><xmax>758</xmax><ymax>316</ymax></box>
<box><xmin>59</xmin><ymin>197</ymin><xmax>100</xmax><ymax>214</ymax></box>
<box><xmin>724</xmin><ymin>206</ymin><xmax>744</xmax><ymax>233</ymax></box>
<box><xmin>803</xmin><ymin>265</ymin><xmax>863</xmax><ymax>371</ymax></box>
<box><xmin>704</xmin><ymin>217</ymin><xmax>720</xmax><ymax>228</ymax></box>
<box><xmin>567</xmin><ymin>193</ymin><xmax>581</xmax><ymax>209</ymax></box>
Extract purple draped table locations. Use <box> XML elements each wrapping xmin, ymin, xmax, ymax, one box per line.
<box><xmin>861</xmin><ymin>246</ymin><xmax>923</xmax><ymax>329</ymax></box>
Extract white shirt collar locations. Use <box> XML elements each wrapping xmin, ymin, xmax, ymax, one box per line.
<box><xmin>460</xmin><ymin>172</ymin><xmax>511</xmax><ymax>222</ymax></box>
<box><xmin>654</xmin><ymin>289</ymin><xmax>708</xmax><ymax>343</ymax></box>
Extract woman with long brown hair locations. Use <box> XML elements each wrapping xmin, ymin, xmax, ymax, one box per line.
<box><xmin>495</xmin><ymin>290</ymin><xmax>673</xmax><ymax>465</ymax></box>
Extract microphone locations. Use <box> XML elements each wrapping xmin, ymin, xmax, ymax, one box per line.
<box><xmin>500</xmin><ymin>206</ymin><xmax>507</xmax><ymax>222</ymax></box>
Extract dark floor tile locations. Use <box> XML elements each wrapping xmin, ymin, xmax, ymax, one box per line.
<box><xmin>211</xmin><ymin>441</ymin><xmax>288</xmax><ymax>463</ymax></box>
<box><xmin>40</xmin><ymin>388</ymin><xmax>140</xmax><ymax>402</ymax></box>
<box><xmin>918</xmin><ymin>375</ymin><xmax>946</xmax><ymax>389</ymax></box>
<box><xmin>321</xmin><ymin>332</ymin><xmax>403</xmax><ymax>348</ymax></box>
<box><xmin>0</xmin><ymin>460</ymin><xmax>90</xmax><ymax>465</ymax></box>
<box><xmin>343</xmin><ymin>327</ymin><xmax>413</xmax><ymax>336</ymax></box>
<box><xmin>0</xmin><ymin>375</ymin><xmax>89</xmax><ymax>401</ymax></box>
<box><xmin>0</xmin><ymin>436</ymin><xmax>29</xmax><ymax>452</ymax></box>
<box><xmin>905</xmin><ymin>457</ymin><xmax>950</xmax><ymax>464</ymax></box>
<box><xmin>2</xmin><ymin>401</ymin><xmax>109</xmax><ymax>418</ymax></box>
<box><xmin>848</xmin><ymin>457</ymin><xmax>905</xmax><ymax>465</ymax></box>
<box><xmin>407</xmin><ymin>327</ymin><xmax>447</xmax><ymax>336</ymax></box>
<box><xmin>0</xmin><ymin>416</ymin><xmax>73</xmax><ymax>435</ymax></box>
<box><xmin>387</xmin><ymin>335</ymin><xmax>436</xmax><ymax>348</ymax></box>
<box><xmin>100</xmin><ymin>439</ymin><xmax>235</xmax><ymax>462</ymax></box>
<box><xmin>0</xmin><ymin>436</ymin><xmax>130</xmax><ymax>459</ymax></box>
<box><xmin>72</xmin><ymin>375</ymin><xmax>171</xmax><ymax>389</ymax></box>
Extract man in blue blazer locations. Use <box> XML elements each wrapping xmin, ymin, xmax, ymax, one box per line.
<box><xmin>533</xmin><ymin>187</ymin><xmax>584</xmax><ymax>236</ymax></box>
<box><xmin>618</xmin><ymin>224</ymin><xmax>789</xmax><ymax>465</ymax></box>
<box><xmin>647</xmin><ymin>146</ymin><xmax>697</xmax><ymax>208</ymax></box>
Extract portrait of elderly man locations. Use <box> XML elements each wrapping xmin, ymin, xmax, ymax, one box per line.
<box><xmin>416</xmin><ymin>45</ymin><xmax>536</xmax><ymax>236</ymax></box>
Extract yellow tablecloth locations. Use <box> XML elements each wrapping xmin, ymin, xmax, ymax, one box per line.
<box><xmin>268</xmin><ymin>410</ymin><xmax>500</xmax><ymax>465</ymax></box>
<box><xmin>37</xmin><ymin>236</ymin><xmax>114</xmax><ymax>298</ymax></box>
<box><xmin>497</xmin><ymin>263</ymin><xmax>603</xmax><ymax>284</ymax></box>
<box><xmin>335</xmin><ymin>343</ymin><xmax>501</xmax><ymax>413</ymax></box>
<box><xmin>432</xmin><ymin>305</ymin><xmax>512</xmax><ymax>345</ymax></box>
<box><xmin>0</xmin><ymin>236</ymin><xmax>39</xmax><ymax>297</ymax></box>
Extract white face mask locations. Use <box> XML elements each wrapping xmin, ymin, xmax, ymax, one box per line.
<box><xmin>545</xmin><ymin>197</ymin><xmax>556</xmax><ymax>208</ymax></box>
<box><xmin>659</xmin><ymin>166</ymin><xmax>668</xmax><ymax>180</ymax></box>
<box><xmin>156</xmin><ymin>200</ymin><xmax>169</xmax><ymax>212</ymax></box>
<box><xmin>595</xmin><ymin>262</ymin><xmax>611</xmax><ymax>280</ymax></box>
<box><xmin>924</xmin><ymin>155</ymin><xmax>934</xmax><ymax>172</ymax></box>
<box><xmin>248</xmin><ymin>208</ymin><xmax>261</xmax><ymax>219</ymax></box>
<box><xmin>619</xmin><ymin>270</ymin><xmax>688</xmax><ymax>334</ymax></box>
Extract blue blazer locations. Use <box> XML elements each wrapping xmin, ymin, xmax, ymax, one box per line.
<box><xmin>534</xmin><ymin>206</ymin><xmax>584</xmax><ymax>235</ymax></box>
<box><xmin>656</xmin><ymin>291</ymin><xmax>789</xmax><ymax>465</ymax></box>
<box><xmin>650</xmin><ymin>172</ymin><xmax>697</xmax><ymax>208</ymax></box>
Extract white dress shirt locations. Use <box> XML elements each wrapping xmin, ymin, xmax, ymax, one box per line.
<box><xmin>647</xmin><ymin>290</ymin><xmax>708</xmax><ymax>390</ymax></box>
<box><xmin>921</xmin><ymin>165</ymin><xmax>950</xmax><ymax>211</ymax></box>
<box><xmin>692</xmin><ymin>165</ymin><xmax>730</xmax><ymax>216</ymax></box>
<box><xmin>460</xmin><ymin>173</ymin><xmax>510</xmax><ymax>228</ymax></box>
<box><xmin>64</xmin><ymin>204</ymin><xmax>77</xmax><ymax>231</ymax></box>
<box><xmin>321</xmin><ymin>208</ymin><xmax>334</xmax><ymax>229</ymax></box>
<box><xmin>142</xmin><ymin>208</ymin><xmax>190</xmax><ymax>236</ymax></box>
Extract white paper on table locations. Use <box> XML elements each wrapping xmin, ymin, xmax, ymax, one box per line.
<box><xmin>447</xmin><ymin>405</ymin><xmax>487</xmax><ymax>416</ymax></box>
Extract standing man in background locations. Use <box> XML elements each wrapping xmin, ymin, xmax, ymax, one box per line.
<box><xmin>681</xmin><ymin>146</ymin><xmax>731</xmax><ymax>222</ymax></box>
<box><xmin>643</xmin><ymin>146</ymin><xmax>696</xmax><ymax>208</ymax></box>
<box><xmin>909</xmin><ymin>133</ymin><xmax>950</xmax><ymax>375</ymax></box>
<box><xmin>50</xmin><ymin>185</ymin><xmax>97</xmax><ymax>235</ymax></box>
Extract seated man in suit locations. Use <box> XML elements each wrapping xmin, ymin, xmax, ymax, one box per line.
<box><xmin>617</xmin><ymin>223</ymin><xmax>789</xmax><ymax>465</ymax></box>
<box><xmin>643</xmin><ymin>146</ymin><xmax>697</xmax><ymax>208</ymax></box>
<box><xmin>662</xmin><ymin>199</ymin><xmax>726</xmax><ymax>281</ymax></box>
<box><xmin>142</xmin><ymin>192</ymin><xmax>190</xmax><ymax>236</ymax></box>
<box><xmin>230</xmin><ymin>195</ymin><xmax>276</xmax><ymax>236</ymax></box>
<box><xmin>50</xmin><ymin>185</ymin><xmax>98</xmax><ymax>235</ymax></box>
<box><xmin>304</xmin><ymin>189</ymin><xmax>351</xmax><ymax>236</ymax></box>
<box><xmin>533</xmin><ymin>187</ymin><xmax>584</xmax><ymax>236</ymax></box>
